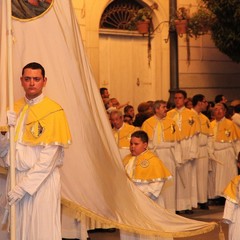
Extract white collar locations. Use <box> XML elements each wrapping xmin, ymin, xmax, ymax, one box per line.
<box><xmin>25</xmin><ymin>93</ymin><xmax>44</xmax><ymax>105</ymax></box>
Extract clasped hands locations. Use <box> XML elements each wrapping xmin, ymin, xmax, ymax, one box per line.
<box><xmin>8</xmin><ymin>185</ymin><xmax>26</xmax><ymax>205</ymax></box>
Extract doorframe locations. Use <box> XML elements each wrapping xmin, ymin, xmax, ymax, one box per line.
<box><xmin>86</xmin><ymin>0</ymin><xmax>170</xmax><ymax>100</ymax></box>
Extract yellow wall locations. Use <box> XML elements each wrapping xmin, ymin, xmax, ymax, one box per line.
<box><xmin>177</xmin><ymin>0</ymin><xmax>240</xmax><ymax>101</ymax></box>
<box><xmin>71</xmin><ymin>0</ymin><xmax>240</xmax><ymax>102</ymax></box>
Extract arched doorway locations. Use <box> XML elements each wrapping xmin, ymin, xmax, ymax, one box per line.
<box><xmin>99</xmin><ymin>0</ymin><xmax>158</xmax><ymax>110</ymax></box>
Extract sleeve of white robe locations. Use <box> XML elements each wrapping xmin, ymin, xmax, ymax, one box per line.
<box><xmin>189</xmin><ymin>134</ymin><xmax>199</xmax><ymax>160</ymax></box>
<box><xmin>17</xmin><ymin>145</ymin><xmax>63</xmax><ymax>195</ymax></box>
<box><xmin>173</xmin><ymin>141</ymin><xmax>182</xmax><ymax>166</ymax></box>
<box><xmin>234</xmin><ymin>140</ymin><xmax>240</xmax><ymax>158</ymax></box>
<box><xmin>223</xmin><ymin>199</ymin><xmax>237</xmax><ymax>224</ymax></box>
<box><xmin>135</xmin><ymin>181</ymin><xmax>164</xmax><ymax>200</ymax></box>
<box><xmin>207</xmin><ymin>135</ymin><xmax>216</xmax><ymax>160</ymax></box>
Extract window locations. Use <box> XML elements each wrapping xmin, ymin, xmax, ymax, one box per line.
<box><xmin>100</xmin><ymin>0</ymin><xmax>146</xmax><ymax>31</ymax></box>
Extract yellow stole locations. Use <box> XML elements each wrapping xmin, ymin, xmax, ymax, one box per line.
<box><xmin>113</xmin><ymin>123</ymin><xmax>138</xmax><ymax>148</ymax></box>
<box><xmin>211</xmin><ymin>118</ymin><xmax>238</xmax><ymax>142</ymax></box>
<box><xmin>14</xmin><ymin>97</ymin><xmax>71</xmax><ymax>147</ymax></box>
<box><xmin>123</xmin><ymin>150</ymin><xmax>172</xmax><ymax>182</ymax></box>
<box><xmin>142</xmin><ymin>116</ymin><xmax>181</xmax><ymax>142</ymax></box>
<box><xmin>167</xmin><ymin>107</ymin><xmax>200</xmax><ymax>140</ymax></box>
<box><xmin>223</xmin><ymin>175</ymin><xmax>240</xmax><ymax>204</ymax></box>
<box><xmin>192</xmin><ymin>111</ymin><xmax>213</xmax><ymax>136</ymax></box>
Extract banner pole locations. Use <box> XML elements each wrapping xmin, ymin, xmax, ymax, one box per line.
<box><xmin>6</xmin><ymin>1</ymin><xmax>16</xmax><ymax>240</ymax></box>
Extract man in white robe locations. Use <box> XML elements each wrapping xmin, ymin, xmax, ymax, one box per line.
<box><xmin>142</xmin><ymin>100</ymin><xmax>182</xmax><ymax>212</ymax></box>
<box><xmin>191</xmin><ymin>94</ymin><xmax>214</xmax><ymax>210</ymax></box>
<box><xmin>0</xmin><ymin>132</ymin><xmax>9</xmax><ymax>240</ymax></box>
<box><xmin>167</xmin><ymin>90</ymin><xmax>200</xmax><ymax>214</ymax></box>
<box><xmin>223</xmin><ymin>169</ymin><xmax>240</xmax><ymax>240</ymax></box>
<box><xmin>210</xmin><ymin>103</ymin><xmax>239</xmax><ymax>199</ymax></box>
<box><xmin>110</xmin><ymin>110</ymin><xmax>139</xmax><ymax>158</ymax></box>
<box><xmin>0</xmin><ymin>62</ymin><xmax>71</xmax><ymax>240</ymax></box>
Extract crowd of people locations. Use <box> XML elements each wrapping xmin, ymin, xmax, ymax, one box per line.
<box><xmin>100</xmin><ymin>87</ymin><xmax>240</xmax><ymax>239</ymax></box>
<box><xmin>0</xmin><ymin>80</ymin><xmax>239</xmax><ymax>240</ymax></box>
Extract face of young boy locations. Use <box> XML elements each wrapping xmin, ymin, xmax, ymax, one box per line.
<box><xmin>130</xmin><ymin>137</ymin><xmax>148</xmax><ymax>156</ymax></box>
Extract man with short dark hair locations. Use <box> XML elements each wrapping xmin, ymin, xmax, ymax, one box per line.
<box><xmin>215</xmin><ymin>94</ymin><xmax>228</xmax><ymax>104</ymax></box>
<box><xmin>0</xmin><ymin>62</ymin><xmax>71</xmax><ymax>239</ymax></box>
<box><xmin>124</xmin><ymin>105</ymin><xmax>135</xmax><ymax>121</ymax></box>
<box><xmin>167</xmin><ymin>90</ymin><xmax>200</xmax><ymax>214</ymax></box>
<box><xmin>192</xmin><ymin>94</ymin><xmax>214</xmax><ymax>210</ymax></box>
<box><xmin>100</xmin><ymin>87</ymin><xmax>110</xmax><ymax>100</ymax></box>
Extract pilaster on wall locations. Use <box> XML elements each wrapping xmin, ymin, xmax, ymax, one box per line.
<box><xmin>71</xmin><ymin>0</ymin><xmax>109</xmax><ymax>85</ymax></box>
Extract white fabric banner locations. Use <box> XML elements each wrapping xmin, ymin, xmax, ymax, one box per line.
<box><xmin>0</xmin><ymin>0</ymin><xmax>217</xmax><ymax>238</ymax></box>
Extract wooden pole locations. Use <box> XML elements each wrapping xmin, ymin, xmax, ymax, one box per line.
<box><xmin>6</xmin><ymin>1</ymin><xmax>16</xmax><ymax>239</ymax></box>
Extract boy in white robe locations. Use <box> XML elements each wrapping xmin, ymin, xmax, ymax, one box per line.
<box><xmin>223</xmin><ymin>160</ymin><xmax>240</xmax><ymax>240</ymax></box>
<box><xmin>120</xmin><ymin>130</ymin><xmax>172</xmax><ymax>240</ymax></box>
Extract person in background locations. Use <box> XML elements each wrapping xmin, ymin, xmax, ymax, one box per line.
<box><xmin>124</xmin><ymin>105</ymin><xmax>135</xmax><ymax>122</ymax></box>
<box><xmin>109</xmin><ymin>97</ymin><xmax>120</xmax><ymax>107</ymax></box>
<box><xmin>105</xmin><ymin>98</ymin><xmax>129</xmax><ymax>114</ymax></box>
<box><xmin>209</xmin><ymin>103</ymin><xmax>239</xmax><ymax>205</ymax></box>
<box><xmin>185</xmin><ymin>97</ymin><xmax>193</xmax><ymax>109</ymax></box>
<box><xmin>133</xmin><ymin>102</ymin><xmax>154</xmax><ymax>127</ymax></box>
<box><xmin>141</xmin><ymin>100</ymin><xmax>182</xmax><ymax>213</ymax></box>
<box><xmin>100</xmin><ymin>87</ymin><xmax>110</xmax><ymax>100</ymax></box>
<box><xmin>109</xmin><ymin>110</ymin><xmax>139</xmax><ymax>158</ymax></box>
<box><xmin>123</xmin><ymin>105</ymin><xmax>135</xmax><ymax>125</ymax></box>
<box><xmin>215</xmin><ymin>94</ymin><xmax>228</xmax><ymax>104</ymax></box>
<box><xmin>191</xmin><ymin>94</ymin><xmax>214</xmax><ymax>210</ymax></box>
<box><xmin>232</xmin><ymin>104</ymin><xmax>240</xmax><ymax>127</ymax></box>
<box><xmin>202</xmin><ymin>101</ymin><xmax>215</xmax><ymax>121</ymax></box>
<box><xmin>100</xmin><ymin>87</ymin><xmax>110</xmax><ymax>105</ymax></box>
<box><xmin>123</xmin><ymin>114</ymin><xmax>133</xmax><ymax>125</ymax></box>
<box><xmin>0</xmin><ymin>131</ymin><xmax>9</xmax><ymax>240</ymax></box>
<box><xmin>231</xmin><ymin>104</ymin><xmax>240</xmax><ymax>175</ymax></box>
<box><xmin>110</xmin><ymin>98</ymin><xmax>129</xmax><ymax>109</ymax></box>
<box><xmin>0</xmin><ymin>62</ymin><xmax>71</xmax><ymax>240</ymax></box>
<box><xmin>167</xmin><ymin>90</ymin><xmax>200</xmax><ymax>214</ymax></box>
<box><xmin>146</xmin><ymin>100</ymin><xmax>154</xmax><ymax>114</ymax></box>
<box><xmin>120</xmin><ymin>130</ymin><xmax>172</xmax><ymax>240</ymax></box>
<box><xmin>222</xmin><ymin>152</ymin><xmax>240</xmax><ymax>240</ymax></box>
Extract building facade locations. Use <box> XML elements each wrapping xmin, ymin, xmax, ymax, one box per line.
<box><xmin>72</xmin><ymin>0</ymin><xmax>240</xmax><ymax>109</ymax></box>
